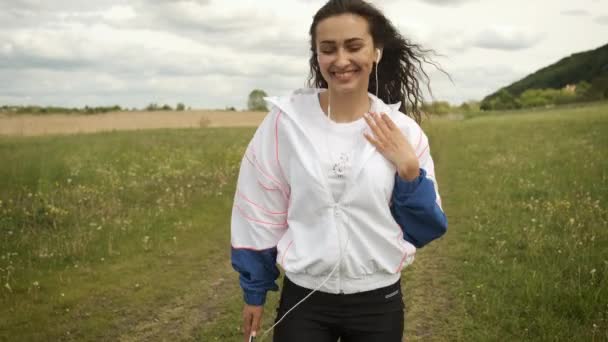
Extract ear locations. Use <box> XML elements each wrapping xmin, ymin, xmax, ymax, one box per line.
<box><xmin>375</xmin><ymin>48</ymin><xmax>383</xmax><ymax>63</ymax></box>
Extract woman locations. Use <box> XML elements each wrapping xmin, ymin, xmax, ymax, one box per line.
<box><xmin>231</xmin><ymin>0</ymin><xmax>447</xmax><ymax>341</ymax></box>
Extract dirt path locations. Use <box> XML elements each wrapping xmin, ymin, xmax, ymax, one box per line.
<box><xmin>117</xmin><ymin>260</ymin><xmax>238</xmax><ymax>342</ymax></box>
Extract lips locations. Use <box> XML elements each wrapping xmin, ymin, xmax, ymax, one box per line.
<box><xmin>331</xmin><ymin>69</ymin><xmax>359</xmax><ymax>82</ymax></box>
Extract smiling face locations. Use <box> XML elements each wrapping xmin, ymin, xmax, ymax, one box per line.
<box><xmin>315</xmin><ymin>13</ymin><xmax>378</xmax><ymax>95</ymax></box>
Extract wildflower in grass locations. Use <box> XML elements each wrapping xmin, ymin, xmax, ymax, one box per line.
<box><xmin>33</xmin><ymin>281</ymin><xmax>39</xmax><ymax>287</ymax></box>
<box><xmin>143</xmin><ymin>236</ymin><xmax>151</xmax><ymax>251</ymax></box>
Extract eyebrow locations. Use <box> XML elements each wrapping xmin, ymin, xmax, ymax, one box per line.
<box><xmin>319</xmin><ymin>38</ymin><xmax>365</xmax><ymax>45</ymax></box>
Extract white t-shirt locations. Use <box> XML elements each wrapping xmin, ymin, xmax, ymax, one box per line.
<box><xmin>306</xmin><ymin>94</ymin><xmax>375</xmax><ymax>202</ymax></box>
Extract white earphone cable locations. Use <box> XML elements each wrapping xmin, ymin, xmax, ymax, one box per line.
<box><xmin>375</xmin><ymin>61</ymin><xmax>379</xmax><ymax>98</ymax></box>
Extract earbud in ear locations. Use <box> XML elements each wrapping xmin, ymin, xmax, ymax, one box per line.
<box><xmin>375</xmin><ymin>48</ymin><xmax>382</xmax><ymax>64</ymax></box>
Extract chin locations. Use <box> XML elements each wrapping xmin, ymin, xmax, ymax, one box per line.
<box><xmin>329</xmin><ymin>82</ymin><xmax>366</xmax><ymax>95</ymax></box>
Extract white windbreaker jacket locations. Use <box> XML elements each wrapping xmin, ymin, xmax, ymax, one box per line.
<box><xmin>231</xmin><ymin>88</ymin><xmax>446</xmax><ymax>305</ymax></box>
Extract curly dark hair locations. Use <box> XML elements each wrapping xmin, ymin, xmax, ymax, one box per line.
<box><xmin>308</xmin><ymin>0</ymin><xmax>444</xmax><ymax>124</ymax></box>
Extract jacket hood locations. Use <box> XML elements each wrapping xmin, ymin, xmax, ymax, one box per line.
<box><xmin>263</xmin><ymin>88</ymin><xmax>402</xmax><ymax>120</ymax></box>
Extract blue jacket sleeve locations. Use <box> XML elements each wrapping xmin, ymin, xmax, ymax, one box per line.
<box><xmin>231</xmin><ymin>247</ymin><xmax>280</xmax><ymax>305</ymax></box>
<box><xmin>390</xmin><ymin>168</ymin><xmax>448</xmax><ymax>248</ymax></box>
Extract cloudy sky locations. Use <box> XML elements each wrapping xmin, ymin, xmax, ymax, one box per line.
<box><xmin>1</xmin><ymin>0</ymin><xmax>607</xmax><ymax>109</ymax></box>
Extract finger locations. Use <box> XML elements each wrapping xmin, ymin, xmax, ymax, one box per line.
<box><xmin>363</xmin><ymin>131</ymin><xmax>377</xmax><ymax>144</ymax></box>
<box><xmin>380</xmin><ymin>112</ymin><xmax>398</xmax><ymax>131</ymax></box>
<box><xmin>364</xmin><ymin>132</ymin><xmax>384</xmax><ymax>152</ymax></box>
<box><xmin>364</xmin><ymin>112</ymin><xmax>387</xmax><ymax>142</ymax></box>
<box><xmin>374</xmin><ymin>112</ymin><xmax>391</xmax><ymax>135</ymax></box>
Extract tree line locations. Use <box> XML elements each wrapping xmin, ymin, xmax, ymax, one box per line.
<box><xmin>480</xmin><ymin>77</ymin><xmax>608</xmax><ymax>111</ymax></box>
<box><xmin>0</xmin><ymin>103</ymin><xmax>189</xmax><ymax>115</ymax></box>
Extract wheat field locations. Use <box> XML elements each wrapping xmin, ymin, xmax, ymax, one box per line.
<box><xmin>0</xmin><ymin>110</ymin><xmax>267</xmax><ymax>136</ymax></box>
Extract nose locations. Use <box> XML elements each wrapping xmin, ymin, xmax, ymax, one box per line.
<box><xmin>334</xmin><ymin>48</ymin><xmax>351</xmax><ymax>68</ymax></box>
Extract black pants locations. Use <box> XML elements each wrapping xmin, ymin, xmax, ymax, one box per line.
<box><xmin>273</xmin><ymin>276</ymin><xmax>404</xmax><ymax>342</ymax></box>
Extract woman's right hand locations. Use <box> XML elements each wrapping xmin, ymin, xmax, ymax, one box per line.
<box><xmin>242</xmin><ymin>304</ymin><xmax>264</xmax><ymax>341</ymax></box>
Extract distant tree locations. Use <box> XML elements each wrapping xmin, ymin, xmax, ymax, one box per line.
<box><xmin>421</xmin><ymin>101</ymin><xmax>451</xmax><ymax>115</ymax></box>
<box><xmin>458</xmin><ymin>100</ymin><xmax>481</xmax><ymax>113</ymax></box>
<box><xmin>161</xmin><ymin>104</ymin><xmax>172</xmax><ymax>111</ymax></box>
<box><xmin>176</xmin><ymin>103</ymin><xmax>185</xmax><ymax>111</ymax></box>
<box><xmin>481</xmin><ymin>89</ymin><xmax>520</xmax><ymax>110</ymax></box>
<box><xmin>588</xmin><ymin>75</ymin><xmax>608</xmax><ymax>100</ymax></box>
<box><xmin>575</xmin><ymin>81</ymin><xmax>592</xmax><ymax>99</ymax></box>
<box><xmin>247</xmin><ymin>89</ymin><xmax>268</xmax><ymax>111</ymax></box>
<box><xmin>146</xmin><ymin>103</ymin><xmax>159</xmax><ymax>111</ymax></box>
<box><xmin>225</xmin><ymin>106</ymin><xmax>236</xmax><ymax>111</ymax></box>
<box><xmin>519</xmin><ymin>89</ymin><xmax>551</xmax><ymax>108</ymax></box>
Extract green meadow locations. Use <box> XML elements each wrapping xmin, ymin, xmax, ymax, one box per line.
<box><xmin>1</xmin><ymin>103</ymin><xmax>606</xmax><ymax>341</ymax></box>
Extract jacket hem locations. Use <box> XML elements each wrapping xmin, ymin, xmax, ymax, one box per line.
<box><xmin>285</xmin><ymin>271</ymin><xmax>401</xmax><ymax>295</ymax></box>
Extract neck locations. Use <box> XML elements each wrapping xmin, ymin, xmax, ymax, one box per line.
<box><xmin>320</xmin><ymin>88</ymin><xmax>371</xmax><ymax>123</ymax></box>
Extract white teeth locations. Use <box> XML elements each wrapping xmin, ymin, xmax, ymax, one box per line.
<box><xmin>333</xmin><ymin>70</ymin><xmax>356</xmax><ymax>80</ymax></box>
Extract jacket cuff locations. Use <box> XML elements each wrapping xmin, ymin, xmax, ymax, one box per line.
<box><xmin>244</xmin><ymin>291</ymin><xmax>267</xmax><ymax>306</ymax></box>
<box><xmin>394</xmin><ymin>168</ymin><xmax>426</xmax><ymax>197</ymax></box>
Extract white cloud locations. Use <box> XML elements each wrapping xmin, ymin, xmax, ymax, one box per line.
<box><xmin>0</xmin><ymin>0</ymin><xmax>607</xmax><ymax>108</ymax></box>
<box><xmin>595</xmin><ymin>15</ymin><xmax>608</xmax><ymax>25</ymax></box>
<box><xmin>101</xmin><ymin>5</ymin><xmax>137</xmax><ymax>21</ymax></box>
<box><xmin>560</xmin><ymin>9</ymin><xmax>590</xmax><ymax>16</ymax></box>
<box><xmin>472</xmin><ymin>26</ymin><xmax>544</xmax><ymax>51</ymax></box>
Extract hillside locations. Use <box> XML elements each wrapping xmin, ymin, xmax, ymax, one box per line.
<box><xmin>481</xmin><ymin>43</ymin><xmax>608</xmax><ymax>109</ymax></box>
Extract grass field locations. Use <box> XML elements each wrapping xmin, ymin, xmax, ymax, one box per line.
<box><xmin>0</xmin><ymin>103</ymin><xmax>607</xmax><ymax>341</ymax></box>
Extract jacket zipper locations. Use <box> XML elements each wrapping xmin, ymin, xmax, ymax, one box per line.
<box><xmin>334</xmin><ymin>204</ymin><xmax>342</xmax><ymax>293</ymax></box>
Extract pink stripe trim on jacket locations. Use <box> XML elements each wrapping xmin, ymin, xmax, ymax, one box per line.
<box><xmin>237</xmin><ymin>190</ymin><xmax>288</xmax><ymax>215</ymax></box>
<box><xmin>234</xmin><ymin>204</ymin><xmax>288</xmax><ymax>228</ymax></box>
<box><xmin>394</xmin><ymin>228</ymin><xmax>416</xmax><ymax>273</ymax></box>
<box><xmin>280</xmin><ymin>240</ymin><xmax>294</xmax><ymax>268</ymax></box>
<box><xmin>244</xmin><ymin>150</ymin><xmax>289</xmax><ymax>200</ymax></box>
